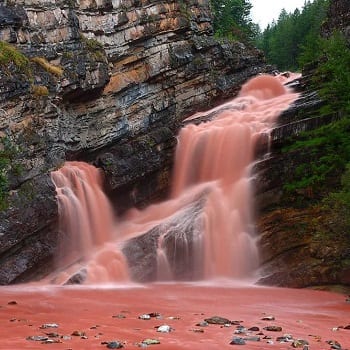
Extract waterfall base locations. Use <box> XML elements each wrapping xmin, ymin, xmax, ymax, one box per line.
<box><xmin>0</xmin><ymin>283</ymin><xmax>349</xmax><ymax>349</ymax></box>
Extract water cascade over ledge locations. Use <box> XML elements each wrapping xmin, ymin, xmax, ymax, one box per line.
<box><xmin>50</xmin><ymin>74</ymin><xmax>299</xmax><ymax>285</ymax></box>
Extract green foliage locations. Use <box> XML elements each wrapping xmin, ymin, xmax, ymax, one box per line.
<box><xmin>283</xmin><ymin>116</ymin><xmax>350</xmax><ymax>193</ymax></box>
<box><xmin>312</xmin><ymin>32</ymin><xmax>350</xmax><ymax>114</ymax></box>
<box><xmin>80</xmin><ymin>35</ymin><xmax>105</xmax><ymax>61</ymax></box>
<box><xmin>0</xmin><ymin>41</ymin><xmax>31</xmax><ymax>76</ymax></box>
<box><xmin>0</xmin><ymin>137</ymin><xmax>19</xmax><ymax>210</ymax></box>
<box><xmin>211</xmin><ymin>0</ymin><xmax>257</xmax><ymax>42</ymax></box>
<box><xmin>255</xmin><ymin>0</ymin><xmax>329</xmax><ymax>71</ymax></box>
<box><xmin>322</xmin><ymin>163</ymin><xmax>350</xmax><ymax>236</ymax></box>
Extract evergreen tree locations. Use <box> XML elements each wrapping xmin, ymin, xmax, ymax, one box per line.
<box><xmin>211</xmin><ymin>0</ymin><xmax>257</xmax><ymax>42</ymax></box>
<box><xmin>255</xmin><ymin>0</ymin><xmax>329</xmax><ymax>71</ymax></box>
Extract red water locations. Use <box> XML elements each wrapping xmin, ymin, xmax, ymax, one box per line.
<box><xmin>0</xmin><ymin>284</ymin><xmax>349</xmax><ymax>350</ymax></box>
<box><xmin>4</xmin><ymin>73</ymin><xmax>347</xmax><ymax>349</ymax></box>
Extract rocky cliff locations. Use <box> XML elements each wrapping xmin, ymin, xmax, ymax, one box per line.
<box><xmin>0</xmin><ymin>0</ymin><xmax>270</xmax><ymax>284</ymax></box>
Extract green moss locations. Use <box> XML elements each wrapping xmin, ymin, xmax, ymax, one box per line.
<box><xmin>0</xmin><ymin>41</ymin><xmax>31</xmax><ymax>76</ymax></box>
<box><xmin>0</xmin><ymin>136</ymin><xmax>20</xmax><ymax>210</ymax></box>
<box><xmin>80</xmin><ymin>35</ymin><xmax>105</xmax><ymax>61</ymax></box>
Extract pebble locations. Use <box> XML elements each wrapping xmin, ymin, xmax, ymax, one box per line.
<box><xmin>40</xmin><ymin>323</ymin><xmax>59</xmax><ymax>329</ymax></box>
<box><xmin>277</xmin><ymin>334</ymin><xmax>293</xmax><ymax>342</ymax></box>
<box><xmin>71</xmin><ymin>330</ymin><xmax>86</xmax><ymax>336</ymax></box>
<box><xmin>261</xmin><ymin>315</ymin><xmax>275</xmax><ymax>321</ymax></box>
<box><xmin>156</xmin><ymin>325</ymin><xmax>172</xmax><ymax>333</ymax></box>
<box><xmin>105</xmin><ymin>341</ymin><xmax>124</xmax><ymax>349</ymax></box>
<box><xmin>45</xmin><ymin>332</ymin><xmax>59</xmax><ymax>338</ymax></box>
<box><xmin>61</xmin><ymin>335</ymin><xmax>72</xmax><ymax>340</ymax></box>
<box><xmin>8</xmin><ymin>300</ymin><xmax>18</xmax><ymax>305</ymax></box>
<box><xmin>292</xmin><ymin>339</ymin><xmax>309</xmax><ymax>348</ymax></box>
<box><xmin>230</xmin><ymin>337</ymin><xmax>246</xmax><ymax>345</ymax></box>
<box><xmin>195</xmin><ymin>321</ymin><xmax>209</xmax><ymax>327</ymax></box>
<box><xmin>327</xmin><ymin>340</ymin><xmax>342</xmax><ymax>350</ymax></box>
<box><xmin>141</xmin><ymin>339</ymin><xmax>160</xmax><ymax>345</ymax></box>
<box><xmin>41</xmin><ymin>339</ymin><xmax>62</xmax><ymax>344</ymax></box>
<box><xmin>234</xmin><ymin>327</ymin><xmax>247</xmax><ymax>334</ymax></box>
<box><xmin>113</xmin><ymin>314</ymin><xmax>126</xmax><ymax>319</ymax></box>
<box><xmin>26</xmin><ymin>335</ymin><xmax>49</xmax><ymax>341</ymax></box>
<box><xmin>263</xmin><ymin>326</ymin><xmax>282</xmax><ymax>332</ymax></box>
<box><xmin>205</xmin><ymin>316</ymin><xmax>231</xmax><ymax>325</ymax></box>
<box><xmin>248</xmin><ymin>326</ymin><xmax>260</xmax><ymax>331</ymax></box>
<box><xmin>167</xmin><ymin>316</ymin><xmax>180</xmax><ymax>320</ymax></box>
<box><xmin>139</xmin><ymin>314</ymin><xmax>151</xmax><ymax>320</ymax></box>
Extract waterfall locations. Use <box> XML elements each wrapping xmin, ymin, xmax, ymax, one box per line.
<box><xmin>50</xmin><ymin>74</ymin><xmax>299</xmax><ymax>284</ymax></box>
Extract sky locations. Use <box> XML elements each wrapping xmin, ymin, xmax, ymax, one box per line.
<box><xmin>250</xmin><ymin>0</ymin><xmax>307</xmax><ymax>29</ymax></box>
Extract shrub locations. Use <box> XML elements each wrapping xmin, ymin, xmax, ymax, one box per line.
<box><xmin>31</xmin><ymin>57</ymin><xmax>64</xmax><ymax>77</ymax></box>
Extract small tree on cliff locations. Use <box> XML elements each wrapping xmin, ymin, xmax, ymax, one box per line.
<box><xmin>211</xmin><ymin>0</ymin><xmax>257</xmax><ymax>42</ymax></box>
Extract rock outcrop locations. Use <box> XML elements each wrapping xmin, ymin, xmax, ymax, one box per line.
<box><xmin>322</xmin><ymin>0</ymin><xmax>350</xmax><ymax>42</ymax></box>
<box><xmin>0</xmin><ymin>0</ymin><xmax>270</xmax><ymax>284</ymax></box>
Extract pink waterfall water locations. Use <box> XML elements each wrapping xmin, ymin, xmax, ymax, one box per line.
<box><xmin>50</xmin><ymin>74</ymin><xmax>299</xmax><ymax>284</ymax></box>
<box><xmin>51</xmin><ymin>162</ymin><xmax>129</xmax><ymax>283</ymax></box>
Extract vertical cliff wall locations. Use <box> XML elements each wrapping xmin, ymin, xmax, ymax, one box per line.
<box><xmin>0</xmin><ymin>0</ymin><xmax>270</xmax><ymax>284</ymax></box>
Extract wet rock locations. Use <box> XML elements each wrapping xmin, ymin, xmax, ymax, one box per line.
<box><xmin>41</xmin><ymin>339</ymin><xmax>62</xmax><ymax>344</ymax></box>
<box><xmin>45</xmin><ymin>332</ymin><xmax>59</xmax><ymax>338</ymax></box>
<box><xmin>167</xmin><ymin>316</ymin><xmax>180</xmax><ymax>320</ymax></box>
<box><xmin>234</xmin><ymin>326</ymin><xmax>247</xmax><ymax>334</ymax></box>
<box><xmin>327</xmin><ymin>340</ymin><xmax>342</xmax><ymax>350</ymax></box>
<box><xmin>292</xmin><ymin>339</ymin><xmax>309</xmax><ymax>348</ymax></box>
<box><xmin>64</xmin><ymin>269</ymin><xmax>87</xmax><ymax>285</ymax></box>
<box><xmin>261</xmin><ymin>315</ymin><xmax>275</xmax><ymax>321</ymax></box>
<box><xmin>230</xmin><ymin>337</ymin><xmax>246</xmax><ymax>345</ymax></box>
<box><xmin>344</xmin><ymin>324</ymin><xmax>350</xmax><ymax>329</ymax></box>
<box><xmin>156</xmin><ymin>325</ymin><xmax>172</xmax><ymax>333</ymax></box>
<box><xmin>138</xmin><ymin>314</ymin><xmax>151</xmax><ymax>320</ymax></box>
<box><xmin>248</xmin><ymin>326</ymin><xmax>260</xmax><ymax>331</ymax></box>
<box><xmin>104</xmin><ymin>341</ymin><xmax>124</xmax><ymax>349</ymax></box>
<box><xmin>277</xmin><ymin>334</ymin><xmax>293</xmax><ymax>342</ymax></box>
<box><xmin>26</xmin><ymin>335</ymin><xmax>49</xmax><ymax>341</ymax></box>
<box><xmin>196</xmin><ymin>321</ymin><xmax>209</xmax><ymax>327</ymax></box>
<box><xmin>71</xmin><ymin>330</ymin><xmax>86</xmax><ymax>336</ymax></box>
<box><xmin>204</xmin><ymin>316</ymin><xmax>231</xmax><ymax>325</ymax></box>
<box><xmin>140</xmin><ymin>338</ymin><xmax>160</xmax><ymax>345</ymax></box>
<box><xmin>263</xmin><ymin>326</ymin><xmax>282</xmax><ymax>332</ymax></box>
<box><xmin>7</xmin><ymin>301</ymin><xmax>17</xmax><ymax>305</ymax></box>
<box><xmin>40</xmin><ymin>323</ymin><xmax>59</xmax><ymax>329</ymax></box>
<box><xmin>60</xmin><ymin>335</ymin><xmax>72</xmax><ymax>340</ymax></box>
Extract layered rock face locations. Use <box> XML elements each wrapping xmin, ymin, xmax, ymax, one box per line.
<box><xmin>0</xmin><ymin>0</ymin><xmax>269</xmax><ymax>284</ymax></box>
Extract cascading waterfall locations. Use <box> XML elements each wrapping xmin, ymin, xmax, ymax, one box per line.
<box><xmin>50</xmin><ymin>74</ymin><xmax>299</xmax><ymax>284</ymax></box>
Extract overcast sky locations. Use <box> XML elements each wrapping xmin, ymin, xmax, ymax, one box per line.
<box><xmin>250</xmin><ymin>0</ymin><xmax>307</xmax><ymax>29</ymax></box>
